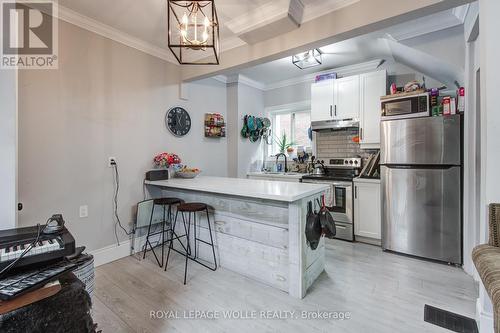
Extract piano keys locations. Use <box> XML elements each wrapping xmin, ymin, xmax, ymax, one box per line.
<box><xmin>0</xmin><ymin>237</ymin><xmax>63</xmax><ymax>262</ymax></box>
<box><xmin>0</xmin><ymin>225</ymin><xmax>75</xmax><ymax>272</ymax></box>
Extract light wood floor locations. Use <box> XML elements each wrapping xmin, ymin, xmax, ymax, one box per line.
<box><xmin>92</xmin><ymin>240</ymin><xmax>478</xmax><ymax>333</ymax></box>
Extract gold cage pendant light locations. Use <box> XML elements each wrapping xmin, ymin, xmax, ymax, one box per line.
<box><xmin>167</xmin><ymin>0</ymin><xmax>220</xmax><ymax>65</ymax></box>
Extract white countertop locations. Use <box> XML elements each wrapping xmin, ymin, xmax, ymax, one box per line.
<box><xmin>145</xmin><ymin>176</ymin><xmax>328</xmax><ymax>202</ymax></box>
<box><xmin>247</xmin><ymin>172</ymin><xmax>305</xmax><ymax>180</ymax></box>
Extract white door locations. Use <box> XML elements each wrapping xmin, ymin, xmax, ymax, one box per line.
<box><xmin>334</xmin><ymin>76</ymin><xmax>360</xmax><ymax>120</ymax></box>
<box><xmin>359</xmin><ymin>71</ymin><xmax>386</xmax><ymax>146</ymax></box>
<box><xmin>354</xmin><ymin>182</ymin><xmax>381</xmax><ymax>240</ymax></box>
<box><xmin>311</xmin><ymin>80</ymin><xmax>334</xmax><ymax>122</ymax></box>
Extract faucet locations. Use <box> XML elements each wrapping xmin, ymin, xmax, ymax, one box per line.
<box><xmin>275</xmin><ymin>153</ymin><xmax>288</xmax><ymax>173</ymax></box>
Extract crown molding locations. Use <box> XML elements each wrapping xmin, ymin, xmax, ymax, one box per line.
<box><xmin>302</xmin><ymin>0</ymin><xmax>360</xmax><ymax>23</ymax></box>
<box><xmin>55</xmin><ymin>4</ymin><xmax>177</xmax><ymax>64</ymax></box>
<box><xmin>239</xmin><ymin>75</ymin><xmax>267</xmax><ymax>91</ymax></box>
<box><xmin>212</xmin><ymin>75</ymin><xmax>228</xmax><ymax>84</ymax></box>
<box><xmin>223</xmin><ymin>74</ymin><xmax>266</xmax><ymax>91</ymax></box>
<box><xmin>265</xmin><ymin>100</ymin><xmax>310</xmax><ymax>114</ymax></box>
<box><xmin>264</xmin><ymin>59</ymin><xmax>384</xmax><ymax>91</ymax></box>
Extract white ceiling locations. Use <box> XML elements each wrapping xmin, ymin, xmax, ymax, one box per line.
<box><xmin>233</xmin><ymin>5</ymin><xmax>469</xmax><ymax>87</ymax></box>
<box><xmin>236</xmin><ymin>37</ymin><xmax>391</xmax><ymax>84</ymax></box>
<box><xmin>58</xmin><ymin>0</ymin><xmax>359</xmax><ymax>56</ymax></box>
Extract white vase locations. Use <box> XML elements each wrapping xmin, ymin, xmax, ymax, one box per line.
<box><xmin>167</xmin><ymin>166</ymin><xmax>175</xmax><ymax>179</ymax></box>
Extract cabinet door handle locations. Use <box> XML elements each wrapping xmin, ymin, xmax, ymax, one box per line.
<box><xmin>354</xmin><ymin>186</ymin><xmax>357</xmax><ymax>199</ymax></box>
<box><xmin>334</xmin><ymin>105</ymin><xmax>337</xmax><ymax>117</ymax></box>
<box><xmin>360</xmin><ymin>128</ymin><xmax>363</xmax><ymax>141</ymax></box>
<box><xmin>330</xmin><ymin>105</ymin><xmax>333</xmax><ymax>117</ymax></box>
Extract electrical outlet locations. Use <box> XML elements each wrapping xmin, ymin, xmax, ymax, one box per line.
<box><xmin>79</xmin><ymin>205</ymin><xmax>88</xmax><ymax>218</ymax></box>
<box><xmin>108</xmin><ymin>157</ymin><xmax>116</xmax><ymax>167</ymax></box>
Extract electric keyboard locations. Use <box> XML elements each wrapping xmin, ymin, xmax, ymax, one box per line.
<box><xmin>0</xmin><ymin>226</ymin><xmax>75</xmax><ymax>272</ymax></box>
<box><xmin>0</xmin><ymin>260</ymin><xmax>77</xmax><ymax>300</ymax></box>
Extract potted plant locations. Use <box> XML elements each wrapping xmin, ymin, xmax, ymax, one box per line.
<box><xmin>275</xmin><ymin>132</ymin><xmax>295</xmax><ymax>154</ymax></box>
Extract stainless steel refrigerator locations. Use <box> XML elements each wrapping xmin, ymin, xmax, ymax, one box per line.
<box><xmin>380</xmin><ymin>115</ymin><xmax>462</xmax><ymax>264</ymax></box>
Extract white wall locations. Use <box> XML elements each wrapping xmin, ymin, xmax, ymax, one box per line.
<box><xmin>18</xmin><ymin>21</ymin><xmax>227</xmax><ymax>251</ymax></box>
<box><xmin>401</xmin><ymin>25</ymin><xmax>465</xmax><ymax>72</ymax></box>
<box><xmin>463</xmin><ymin>5</ymin><xmax>481</xmax><ymax>280</ymax></box>
<box><xmin>0</xmin><ymin>69</ymin><xmax>17</xmax><ymax>230</ymax></box>
<box><xmin>227</xmin><ymin>80</ymin><xmax>265</xmax><ymax>178</ymax></box>
<box><xmin>477</xmin><ymin>0</ymin><xmax>500</xmax><ymax>332</ymax></box>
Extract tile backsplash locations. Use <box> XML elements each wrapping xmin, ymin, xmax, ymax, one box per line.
<box><xmin>261</xmin><ymin>128</ymin><xmax>378</xmax><ymax>173</ymax></box>
<box><xmin>316</xmin><ymin>128</ymin><xmax>362</xmax><ymax>159</ymax></box>
<box><xmin>315</xmin><ymin>128</ymin><xmax>377</xmax><ymax>163</ymax></box>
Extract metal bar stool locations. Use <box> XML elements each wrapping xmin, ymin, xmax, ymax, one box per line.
<box><xmin>165</xmin><ymin>202</ymin><xmax>217</xmax><ymax>284</ymax></box>
<box><xmin>142</xmin><ymin>197</ymin><xmax>186</xmax><ymax>267</ymax></box>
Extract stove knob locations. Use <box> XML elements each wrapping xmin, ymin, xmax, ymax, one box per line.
<box><xmin>349</xmin><ymin>160</ymin><xmax>353</xmax><ymax>164</ymax></box>
<box><xmin>354</xmin><ymin>160</ymin><xmax>358</xmax><ymax>165</ymax></box>
<box><xmin>344</xmin><ymin>160</ymin><xmax>349</xmax><ymax>164</ymax></box>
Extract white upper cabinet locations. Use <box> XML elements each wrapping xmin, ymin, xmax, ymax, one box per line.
<box><xmin>311</xmin><ymin>72</ymin><xmax>385</xmax><ymax>138</ymax></box>
<box><xmin>311</xmin><ymin>80</ymin><xmax>335</xmax><ymax>122</ymax></box>
<box><xmin>359</xmin><ymin>70</ymin><xmax>387</xmax><ymax>148</ymax></box>
<box><xmin>334</xmin><ymin>76</ymin><xmax>360</xmax><ymax>120</ymax></box>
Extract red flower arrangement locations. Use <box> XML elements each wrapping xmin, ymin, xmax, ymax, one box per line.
<box><xmin>153</xmin><ymin>152</ymin><xmax>181</xmax><ymax>168</ymax></box>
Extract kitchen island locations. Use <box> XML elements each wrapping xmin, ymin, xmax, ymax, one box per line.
<box><xmin>145</xmin><ymin>176</ymin><xmax>328</xmax><ymax>298</ymax></box>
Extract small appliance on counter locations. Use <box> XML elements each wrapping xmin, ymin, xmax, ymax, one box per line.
<box><xmin>302</xmin><ymin>157</ymin><xmax>362</xmax><ymax>242</ymax></box>
<box><xmin>145</xmin><ymin>169</ymin><xmax>170</xmax><ymax>181</ymax></box>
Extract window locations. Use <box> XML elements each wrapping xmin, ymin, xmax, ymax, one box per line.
<box><xmin>270</xmin><ymin>110</ymin><xmax>311</xmax><ymax>156</ymax></box>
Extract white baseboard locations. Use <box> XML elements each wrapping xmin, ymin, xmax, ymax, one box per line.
<box><xmin>476</xmin><ymin>298</ymin><xmax>494</xmax><ymax>333</ymax></box>
<box><xmin>90</xmin><ymin>240</ymin><xmax>133</xmax><ymax>267</ymax></box>
<box><xmin>89</xmin><ymin>233</ymin><xmax>161</xmax><ymax>267</ymax></box>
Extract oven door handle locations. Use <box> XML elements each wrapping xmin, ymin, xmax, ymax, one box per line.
<box><xmin>332</xmin><ymin>185</ymin><xmax>336</xmax><ymax>207</ymax></box>
<box><xmin>330</xmin><ymin>182</ymin><xmax>352</xmax><ymax>187</ymax></box>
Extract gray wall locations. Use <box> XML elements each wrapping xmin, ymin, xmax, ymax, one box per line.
<box><xmin>264</xmin><ymin>81</ymin><xmax>311</xmax><ymax>108</ymax></box>
<box><xmin>227</xmin><ymin>81</ymin><xmax>265</xmax><ymax>178</ymax></box>
<box><xmin>18</xmin><ymin>21</ymin><xmax>227</xmax><ymax>251</ymax></box>
<box><xmin>0</xmin><ymin>69</ymin><xmax>17</xmax><ymax>230</ymax></box>
<box><xmin>237</xmin><ymin>83</ymin><xmax>265</xmax><ymax>178</ymax></box>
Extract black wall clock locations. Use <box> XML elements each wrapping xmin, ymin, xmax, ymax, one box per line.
<box><xmin>165</xmin><ymin>107</ymin><xmax>191</xmax><ymax>137</ymax></box>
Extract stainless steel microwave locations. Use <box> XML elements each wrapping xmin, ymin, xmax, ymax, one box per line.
<box><xmin>381</xmin><ymin>92</ymin><xmax>429</xmax><ymax>120</ymax></box>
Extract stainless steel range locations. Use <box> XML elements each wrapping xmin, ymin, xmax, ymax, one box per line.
<box><xmin>302</xmin><ymin>157</ymin><xmax>362</xmax><ymax>241</ymax></box>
